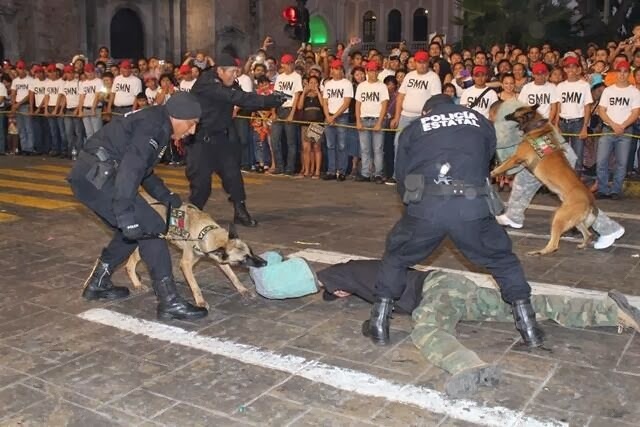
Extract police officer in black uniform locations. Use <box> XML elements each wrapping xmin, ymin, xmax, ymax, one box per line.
<box><xmin>187</xmin><ymin>53</ymin><xmax>286</xmax><ymax>226</ymax></box>
<box><xmin>362</xmin><ymin>94</ymin><xmax>544</xmax><ymax>348</ymax></box>
<box><xmin>68</xmin><ymin>92</ymin><xmax>208</xmax><ymax>321</ymax></box>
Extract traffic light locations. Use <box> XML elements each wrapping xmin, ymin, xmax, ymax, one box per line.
<box><xmin>282</xmin><ymin>1</ymin><xmax>310</xmax><ymax>42</ymax></box>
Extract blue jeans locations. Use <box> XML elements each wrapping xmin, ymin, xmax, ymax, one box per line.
<box><xmin>596</xmin><ymin>126</ymin><xmax>632</xmax><ymax>195</ymax></box>
<box><xmin>559</xmin><ymin>118</ymin><xmax>585</xmax><ymax>173</ymax></box>
<box><xmin>64</xmin><ymin>113</ymin><xmax>84</xmax><ymax>154</ymax></box>
<box><xmin>47</xmin><ymin>109</ymin><xmax>66</xmax><ymax>153</ymax></box>
<box><xmin>253</xmin><ymin>130</ymin><xmax>272</xmax><ymax>166</ymax></box>
<box><xmin>16</xmin><ymin>104</ymin><xmax>35</xmax><ymax>153</ymax></box>
<box><xmin>358</xmin><ymin>117</ymin><xmax>384</xmax><ymax>178</ymax></box>
<box><xmin>82</xmin><ymin>108</ymin><xmax>103</xmax><ymax>139</ymax></box>
<box><xmin>324</xmin><ymin>113</ymin><xmax>349</xmax><ymax>174</ymax></box>
<box><xmin>270</xmin><ymin>108</ymin><xmax>298</xmax><ymax>173</ymax></box>
<box><xmin>0</xmin><ymin>115</ymin><xmax>5</xmax><ymax>153</ymax></box>
<box><xmin>32</xmin><ymin>116</ymin><xmax>49</xmax><ymax>153</ymax></box>
<box><xmin>393</xmin><ymin>115</ymin><xmax>419</xmax><ymax>178</ymax></box>
<box><xmin>627</xmin><ymin>121</ymin><xmax>640</xmax><ymax>172</ymax></box>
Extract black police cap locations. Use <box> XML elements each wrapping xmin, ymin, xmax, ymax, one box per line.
<box><xmin>423</xmin><ymin>94</ymin><xmax>454</xmax><ymax>113</ymax></box>
<box><xmin>216</xmin><ymin>53</ymin><xmax>238</xmax><ymax>67</ymax></box>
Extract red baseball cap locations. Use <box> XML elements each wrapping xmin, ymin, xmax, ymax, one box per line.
<box><xmin>84</xmin><ymin>63</ymin><xmax>95</xmax><ymax>73</ymax></box>
<box><xmin>46</xmin><ymin>64</ymin><xmax>57</xmax><ymax>73</ymax></box>
<box><xmin>63</xmin><ymin>65</ymin><xmax>74</xmax><ymax>73</ymax></box>
<box><xmin>330</xmin><ymin>59</ymin><xmax>343</xmax><ymax>69</ymax></box>
<box><xmin>365</xmin><ymin>61</ymin><xmax>379</xmax><ymax>71</ymax></box>
<box><xmin>531</xmin><ymin>62</ymin><xmax>548</xmax><ymax>74</ymax></box>
<box><xmin>562</xmin><ymin>56</ymin><xmax>580</xmax><ymax>66</ymax></box>
<box><xmin>16</xmin><ymin>60</ymin><xmax>26</xmax><ymax>70</ymax></box>
<box><xmin>414</xmin><ymin>51</ymin><xmax>429</xmax><ymax>63</ymax></box>
<box><xmin>614</xmin><ymin>60</ymin><xmax>630</xmax><ymax>71</ymax></box>
<box><xmin>281</xmin><ymin>54</ymin><xmax>295</xmax><ymax>64</ymax></box>
<box><xmin>473</xmin><ymin>65</ymin><xmax>488</xmax><ymax>76</ymax></box>
<box><xmin>32</xmin><ymin>65</ymin><xmax>44</xmax><ymax>73</ymax></box>
<box><xmin>179</xmin><ymin>64</ymin><xmax>191</xmax><ymax>74</ymax></box>
<box><xmin>120</xmin><ymin>60</ymin><xmax>131</xmax><ymax>69</ymax></box>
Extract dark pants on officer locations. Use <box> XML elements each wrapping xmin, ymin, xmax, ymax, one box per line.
<box><xmin>68</xmin><ymin>158</ymin><xmax>172</xmax><ymax>280</ymax></box>
<box><xmin>376</xmin><ymin>211</ymin><xmax>531</xmax><ymax>304</ymax></box>
<box><xmin>185</xmin><ymin>133</ymin><xmax>246</xmax><ymax>210</ymax></box>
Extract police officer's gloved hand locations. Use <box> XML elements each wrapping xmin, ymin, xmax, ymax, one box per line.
<box><xmin>122</xmin><ymin>223</ymin><xmax>144</xmax><ymax>241</ymax></box>
<box><xmin>117</xmin><ymin>214</ymin><xmax>144</xmax><ymax>241</ymax></box>
<box><xmin>164</xmin><ymin>192</ymin><xmax>182</xmax><ymax>208</ymax></box>
<box><xmin>266</xmin><ymin>92</ymin><xmax>289</xmax><ymax>108</ymax></box>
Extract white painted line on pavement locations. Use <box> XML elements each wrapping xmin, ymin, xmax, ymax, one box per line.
<box><xmin>290</xmin><ymin>249</ymin><xmax>640</xmax><ymax>308</ymax></box>
<box><xmin>506</xmin><ymin>230</ymin><xmax>640</xmax><ymax>251</ymax></box>
<box><xmin>529</xmin><ymin>203</ymin><xmax>640</xmax><ymax>222</ymax></box>
<box><xmin>78</xmin><ymin>308</ymin><xmax>565</xmax><ymax>427</ymax></box>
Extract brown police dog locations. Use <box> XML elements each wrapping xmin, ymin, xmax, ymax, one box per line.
<box><xmin>490</xmin><ymin>104</ymin><xmax>597</xmax><ymax>255</ymax></box>
<box><xmin>125</xmin><ymin>194</ymin><xmax>266</xmax><ymax>308</ymax></box>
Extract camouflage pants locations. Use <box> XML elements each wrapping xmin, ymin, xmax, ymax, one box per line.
<box><xmin>410</xmin><ymin>271</ymin><xmax>618</xmax><ymax>376</ymax></box>
<box><xmin>505</xmin><ymin>144</ymin><xmax>621</xmax><ymax>236</ymax></box>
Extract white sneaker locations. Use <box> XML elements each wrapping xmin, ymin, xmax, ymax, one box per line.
<box><xmin>495</xmin><ymin>214</ymin><xmax>523</xmax><ymax>229</ymax></box>
<box><xmin>593</xmin><ymin>227</ymin><xmax>625</xmax><ymax>250</ymax></box>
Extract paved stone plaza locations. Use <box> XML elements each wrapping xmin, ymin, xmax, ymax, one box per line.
<box><xmin>0</xmin><ymin>156</ymin><xmax>638</xmax><ymax>427</ymax></box>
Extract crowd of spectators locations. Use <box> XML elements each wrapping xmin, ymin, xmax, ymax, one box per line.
<box><xmin>1</xmin><ymin>26</ymin><xmax>639</xmax><ymax>196</ymax></box>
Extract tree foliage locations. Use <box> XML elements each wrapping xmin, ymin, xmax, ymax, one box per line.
<box><xmin>453</xmin><ymin>0</ymin><xmax>580</xmax><ymax>50</ymax></box>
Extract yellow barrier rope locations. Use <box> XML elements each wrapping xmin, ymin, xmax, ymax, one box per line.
<box><xmin>1</xmin><ymin>109</ymin><xmax>638</xmax><ymax>138</ymax></box>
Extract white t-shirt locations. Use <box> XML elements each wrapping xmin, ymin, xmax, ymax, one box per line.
<box><xmin>0</xmin><ymin>83</ymin><xmax>6</xmax><ymax>107</ymax></box>
<box><xmin>45</xmin><ymin>78</ymin><xmax>64</xmax><ymax>107</ymax></box>
<box><xmin>10</xmin><ymin>76</ymin><xmax>31</xmax><ymax>104</ymax></box>
<box><xmin>517</xmin><ymin>81</ymin><xmax>559</xmax><ymax>119</ymax></box>
<box><xmin>30</xmin><ymin>78</ymin><xmax>47</xmax><ymax>107</ymax></box>
<box><xmin>145</xmin><ymin>87</ymin><xmax>158</xmax><ymax>105</ymax></box>
<box><xmin>237</xmin><ymin>74</ymin><xmax>254</xmax><ymax>93</ymax></box>
<box><xmin>377</xmin><ymin>69</ymin><xmax>394</xmax><ymax>83</ymax></box>
<box><xmin>80</xmin><ymin>78</ymin><xmax>104</xmax><ymax>107</ymax></box>
<box><xmin>179</xmin><ymin>79</ymin><xmax>196</xmax><ymax>92</ymax></box>
<box><xmin>112</xmin><ymin>75</ymin><xmax>142</xmax><ymax>107</ymax></box>
<box><xmin>557</xmin><ymin>79</ymin><xmax>593</xmax><ymax>119</ymax></box>
<box><xmin>274</xmin><ymin>72</ymin><xmax>303</xmax><ymax>108</ymax></box>
<box><xmin>398</xmin><ymin>70</ymin><xmax>442</xmax><ymax>117</ymax></box>
<box><xmin>323</xmin><ymin>78</ymin><xmax>354</xmax><ymax>114</ymax></box>
<box><xmin>355</xmin><ymin>80</ymin><xmax>389</xmax><ymax>118</ymax></box>
<box><xmin>460</xmin><ymin>85</ymin><xmax>499</xmax><ymax>119</ymax></box>
<box><xmin>62</xmin><ymin>79</ymin><xmax>80</xmax><ymax>109</ymax></box>
<box><xmin>600</xmin><ymin>85</ymin><xmax>640</xmax><ymax>125</ymax></box>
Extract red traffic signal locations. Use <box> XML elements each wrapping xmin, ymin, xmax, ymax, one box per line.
<box><xmin>282</xmin><ymin>6</ymin><xmax>298</xmax><ymax>24</ymax></box>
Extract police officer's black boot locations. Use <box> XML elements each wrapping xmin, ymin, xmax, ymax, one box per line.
<box><xmin>82</xmin><ymin>258</ymin><xmax>130</xmax><ymax>300</ymax></box>
<box><xmin>362</xmin><ymin>297</ymin><xmax>394</xmax><ymax>346</ymax></box>
<box><xmin>233</xmin><ymin>200</ymin><xmax>258</xmax><ymax>227</ymax></box>
<box><xmin>511</xmin><ymin>299</ymin><xmax>544</xmax><ymax>347</ymax></box>
<box><xmin>153</xmin><ymin>276</ymin><xmax>208</xmax><ymax>321</ymax></box>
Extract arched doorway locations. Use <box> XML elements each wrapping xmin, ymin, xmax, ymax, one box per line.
<box><xmin>309</xmin><ymin>15</ymin><xmax>329</xmax><ymax>44</ymax></box>
<box><xmin>110</xmin><ymin>8</ymin><xmax>144</xmax><ymax>60</ymax></box>
<box><xmin>362</xmin><ymin>11</ymin><xmax>377</xmax><ymax>43</ymax></box>
<box><xmin>0</xmin><ymin>37</ymin><xmax>4</xmax><ymax>61</ymax></box>
<box><xmin>413</xmin><ymin>8</ymin><xmax>429</xmax><ymax>42</ymax></box>
<box><xmin>387</xmin><ymin>9</ymin><xmax>402</xmax><ymax>42</ymax></box>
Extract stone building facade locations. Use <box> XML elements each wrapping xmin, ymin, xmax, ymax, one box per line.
<box><xmin>0</xmin><ymin>0</ymin><xmax>461</xmax><ymax>63</ymax></box>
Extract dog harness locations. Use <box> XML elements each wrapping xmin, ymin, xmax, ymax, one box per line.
<box><xmin>526</xmin><ymin>133</ymin><xmax>562</xmax><ymax>159</ymax></box>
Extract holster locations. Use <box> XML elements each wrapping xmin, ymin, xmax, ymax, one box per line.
<box><xmin>484</xmin><ymin>177</ymin><xmax>505</xmax><ymax>216</ymax></box>
<box><xmin>81</xmin><ymin>147</ymin><xmax>118</xmax><ymax>190</ymax></box>
<box><xmin>403</xmin><ymin>174</ymin><xmax>425</xmax><ymax>204</ymax></box>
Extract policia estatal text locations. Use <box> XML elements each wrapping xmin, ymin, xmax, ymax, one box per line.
<box><xmin>68</xmin><ymin>92</ymin><xmax>209</xmax><ymax>320</ymax></box>
<box><xmin>362</xmin><ymin>94</ymin><xmax>544</xmax><ymax>348</ymax></box>
<box><xmin>187</xmin><ymin>53</ymin><xmax>286</xmax><ymax>226</ymax></box>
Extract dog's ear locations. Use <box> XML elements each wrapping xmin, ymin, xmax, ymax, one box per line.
<box><xmin>211</xmin><ymin>247</ymin><xmax>228</xmax><ymax>261</ymax></box>
<box><xmin>504</xmin><ymin>112</ymin><xmax>517</xmax><ymax>122</ymax></box>
<box><xmin>228</xmin><ymin>223</ymin><xmax>239</xmax><ymax>240</ymax></box>
<box><xmin>531</xmin><ymin>104</ymin><xmax>540</xmax><ymax>111</ymax></box>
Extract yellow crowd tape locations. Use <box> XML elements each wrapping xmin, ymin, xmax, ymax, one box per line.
<box><xmin>2</xmin><ymin>108</ymin><xmax>637</xmax><ymax>137</ymax></box>
<box><xmin>0</xmin><ymin>178</ymin><xmax>73</xmax><ymax>195</ymax></box>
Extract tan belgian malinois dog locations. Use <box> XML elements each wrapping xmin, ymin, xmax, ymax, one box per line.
<box><xmin>490</xmin><ymin>104</ymin><xmax>597</xmax><ymax>255</ymax></box>
<box><xmin>125</xmin><ymin>194</ymin><xmax>266</xmax><ymax>308</ymax></box>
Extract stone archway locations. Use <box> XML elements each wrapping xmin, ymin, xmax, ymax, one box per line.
<box><xmin>110</xmin><ymin>7</ymin><xmax>145</xmax><ymax>60</ymax></box>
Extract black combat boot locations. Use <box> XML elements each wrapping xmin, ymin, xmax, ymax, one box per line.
<box><xmin>82</xmin><ymin>259</ymin><xmax>130</xmax><ymax>300</ymax></box>
<box><xmin>153</xmin><ymin>276</ymin><xmax>208</xmax><ymax>321</ymax></box>
<box><xmin>512</xmin><ymin>299</ymin><xmax>544</xmax><ymax>347</ymax></box>
<box><xmin>233</xmin><ymin>200</ymin><xmax>258</xmax><ymax>227</ymax></box>
<box><xmin>362</xmin><ymin>297</ymin><xmax>394</xmax><ymax>346</ymax></box>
